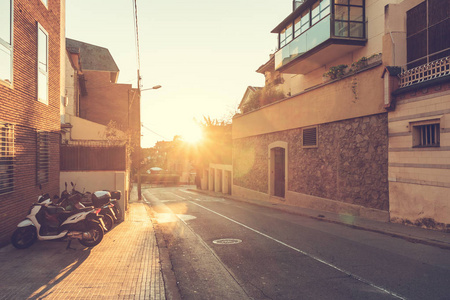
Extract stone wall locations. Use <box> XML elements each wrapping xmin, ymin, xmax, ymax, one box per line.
<box><xmin>233</xmin><ymin>113</ymin><xmax>389</xmax><ymax>211</ymax></box>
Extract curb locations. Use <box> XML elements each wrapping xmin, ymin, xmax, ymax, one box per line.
<box><xmin>142</xmin><ymin>196</ymin><xmax>182</xmax><ymax>300</ymax></box>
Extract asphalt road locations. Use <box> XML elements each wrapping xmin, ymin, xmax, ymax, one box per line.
<box><xmin>144</xmin><ymin>187</ymin><xmax>450</xmax><ymax>300</ymax></box>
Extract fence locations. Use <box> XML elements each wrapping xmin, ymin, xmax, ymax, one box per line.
<box><xmin>399</xmin><ymin>56</ymin><xmax>450</xmax><ymax>88</ymax></box>
<box><xmin>60</xmin><ymin>145</ymin><xmax>127</xmax><ymax>171</ymax></box>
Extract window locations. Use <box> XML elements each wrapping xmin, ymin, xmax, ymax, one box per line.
<box><xmin>302</xmin><ymin>126</ymin><xmax>318</xmax><ymax>148</ymax></box>
<box><xmin>280</xmin><ymin>23</ymin><xmax>293</xmax><ymax>47</ymax></box>
<box><xmin>37</xmin><ymin>131</ymin><xmax>49</xmax><ymax>184</ymax></box>
<box><xmin>412</xmin><ymin>120</ymin><xmax>440</xmax><ymax>148</ymax></box>
<box><xmin>294</xmin><ymin>9</ymin><xmax>310</xmax><ymax>37</ymax></box>
<box><xmin>406</xmin><ymin>0</ymin><xmax>450</xmax><ymax>69</ymax></box>
<box><xmin>334</xmin><ymin>0</ymin><xmax>365</xmax><ymax>38</ymax></box>
<box><xmin>0</xmin><ymin>0</ymin><xmax>13</xmax><ymax>85</ymax></box>
<box><xmin>38</xmin><ymin>25</ymin><xmax>48</xmax><ymax>104</ymax></box>
<box><xmin>0</xmin><ymin>123</ymin><xmax>14</xmax><ymax>194</ymax></box>
<box><xmin>312</xmin><ymin>0</ymin><xmax>330</xmax><ymax>25</ymax></box>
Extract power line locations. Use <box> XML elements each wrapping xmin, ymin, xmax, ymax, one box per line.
<box><xmin>132</xmin><ymin>0</ymin><xmax>141</xmax><ymax>73</ymax></box>
<box><xmin>141</xmin><ymin>125</ymin><xmax>168</xmax><ymax>140</ymax></box>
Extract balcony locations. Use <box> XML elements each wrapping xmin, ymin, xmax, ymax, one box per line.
<box><xmin>273</xmin><ymin>0</ymin><xmax>367</xmax><ymax>74</ymax></box>
<box><xmin>398</xmin><ymin>56</ymin><xmax>450</xmax><ymax>88</ymax></box>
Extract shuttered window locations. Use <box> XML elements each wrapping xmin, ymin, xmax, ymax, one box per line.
<box><xmin>37</xmin><ymin>131</ymin><xmax>49</xmax><ymax>184</ymax></box>
<box><xmin>302</xmin><ymin>126</ymin><xmax>318</xmax><ymax>148</ymax></box>
<box><xmin>406</xmin><ymin>0</ymin><xmax>450</xmax><ymax>69</ymax></box>
<box><xmin>0</xmin><ymin>123</ymin><xmax>14</xmax><ymax>194</ymax></box>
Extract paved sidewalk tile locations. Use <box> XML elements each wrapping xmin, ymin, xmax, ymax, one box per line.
<box><xmin>0</xmin><ymin>202</ymin><xmax>165</xmax><ymax>300</ymax></box>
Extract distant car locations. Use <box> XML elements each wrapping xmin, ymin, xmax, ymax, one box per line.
<box><xmin>147</xmin><ymin>167</ymin><xmax>163</xmax><ymax>174</ymax></box>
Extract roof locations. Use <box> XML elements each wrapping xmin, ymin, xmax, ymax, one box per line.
<box><xmin>256</xmin><ymin>55</ymin><xmax>275</xmax><ymax>74</ymax></box>
<box><xmin>271</xmin><ymin>0</ymin><xmax>315</xmax><ymax>33</ymax></box>
<box><xmin>238</xmin><ymin>86</ymin><xmax>262</xmax><ymax>110</ymax></box>
<box><xmin>66</xmin><ymin>38</ymin><xmax>119</xmax><ymax>73</ymax></box>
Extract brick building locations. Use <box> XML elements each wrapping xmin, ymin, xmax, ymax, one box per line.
<box><xmin>0</xmin><ymin>0</ymin><xmax>64</xmax><ymax>247</ymax></box>
<box><xmin>65</xmin><ymin>38</ymin><xmax>140</xmax><ymax>144</ymax></box>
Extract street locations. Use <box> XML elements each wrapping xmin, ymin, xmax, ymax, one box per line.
<box><xmin>145</xmin><ymin>186</ymin><xmax>450</xmax><ymax>300</ymax></box>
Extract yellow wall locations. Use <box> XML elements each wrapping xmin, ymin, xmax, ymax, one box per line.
<box><xmin>388</xmin><ymin>90</ymin><xmax>450</xmax><ymax>224</ymax></box>
<box><xmin>233</xmin><ymin>65</ymin><xmax>386</xmax><ymax>140</ymax></box>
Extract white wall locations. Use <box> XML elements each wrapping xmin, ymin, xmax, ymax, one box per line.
<box><xmin>60</xmin><ymin>171</ymin><xmax>129</xmax><ymax>221</ymax></box>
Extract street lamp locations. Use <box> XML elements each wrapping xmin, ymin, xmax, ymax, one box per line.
<box><xmin>137</xmin><ymin>84</ymin><xmax>162</xmax><ymax>200</ymax></box>
<box><xmin>141</xmin><ymin>85</ymin><xmax>161</xmax><ymax>92</ymax></box>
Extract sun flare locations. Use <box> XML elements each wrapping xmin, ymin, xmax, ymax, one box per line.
<box><xmin>181</xmin><ymin>122</ymin><xmax>203</xmax><ymax>144</ymax></box>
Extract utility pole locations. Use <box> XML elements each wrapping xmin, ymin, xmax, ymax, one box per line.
<box><xmin>137</xmin><ymin>70</ymin><xmax>142</xmax><ymax>200</ymax></box>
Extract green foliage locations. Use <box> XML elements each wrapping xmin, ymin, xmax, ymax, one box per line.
<box><xmin>323</xmin><ymin>64</ymin><xmax>348</xmax><ymax>80</ymax></box>
<box><xmin>241</xmin><ymin>86</ymin><xmax>285</xmax><ymax>114</ymax></box>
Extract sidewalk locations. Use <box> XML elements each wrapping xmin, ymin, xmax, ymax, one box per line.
<box><xmin>0</xmin><ymin>187</ymin><xmax>172</xmax><ymax>300</ymax></box>
<box><xmin>191</xmin><ymin>189</ymin><xmax>450</xmax><ymax>250</ymax></box>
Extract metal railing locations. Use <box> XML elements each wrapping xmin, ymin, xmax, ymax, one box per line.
<box><xmin>398</xmin><ymin>56</ymin><xmax>450</xmax><ymax>88</ymax></box>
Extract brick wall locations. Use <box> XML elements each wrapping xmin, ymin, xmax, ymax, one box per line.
<box><xmin>0</xmin><ymin>0</ymin><xmax>61</xmax><ymax>247</ymax></box>
<box><xmin>233</xmin><ymin>113</ymin><xmax>389</xmax><ymax>211</ymax></box>
<box><xmin>80</xmin><ymin>71</ymin><xmax>139</xmax><ymax>133</ymax></box>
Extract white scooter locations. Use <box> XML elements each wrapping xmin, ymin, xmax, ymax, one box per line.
<box><xmin>11</xmin><ymin>192</ymin><xmax>106</xmax><ymax>249</ymax></box>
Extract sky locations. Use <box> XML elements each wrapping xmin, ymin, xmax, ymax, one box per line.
<box><xmin>66</xmin><ymin>0</ymin><xmax>292</xmax><ymax>148</ymax></box>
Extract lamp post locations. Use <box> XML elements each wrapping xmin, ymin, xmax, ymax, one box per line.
<box><xmin>137</xmin><ymin>84</ymin><xmax>161</xmax><ymax>200</ymax></box>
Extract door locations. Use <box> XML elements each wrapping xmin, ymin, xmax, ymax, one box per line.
<box><xmin>273</xmin><ymin>147</ymin><xmax>285</xmax><ymax>198</ymax></box>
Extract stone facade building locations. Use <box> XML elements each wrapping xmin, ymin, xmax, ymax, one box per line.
<box><xmin>233</xmin><ymin>0</ymin><xmax>449</xmax><ymax>224</ymax></box>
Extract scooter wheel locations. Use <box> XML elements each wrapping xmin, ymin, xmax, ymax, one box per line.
<box><xmin>102</xmin><ymin>214</ymin><xmax>114</xmax><ymax>232</ymax></box>
<box><xmin>11</xmin><ymin>226</ymin><xmax>37</xmax><ymax>249</ymax></box>
<box><xmin>78</xmin><ymin>222</ymin><xmax>104</xmax><ymax>248</ymax></box>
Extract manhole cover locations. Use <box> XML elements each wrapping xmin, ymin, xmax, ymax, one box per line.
<box><xmin>212</xmin><ymin>239</ymin><xmax>242</xmax><ymax>245</ymax></box>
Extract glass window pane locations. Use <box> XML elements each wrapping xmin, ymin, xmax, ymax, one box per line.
<box><xmin>38</xmin><ymin>71</ymin><xmax>48</xmax><ymax>103</ymax></box>
<box><xmin>335</xmin><ymin>5</ymin><xmax>348</xmax><ymax>21</ymax></box>
<box><xmin>302</xmin><ymin>10</ymin><xmax>310</xmax><ymax>26</ymax></box>
<box><xmin>0</xmin><ymin>0</ymin><xmax>11</xmax><ymax>43</ymax></box>
<box><xmin>294</xmin><ymin>16</ymin><xmax>301</xmax><ymax>35</ymax></box>
<box><xmin>286</xmin><ymin>24</ymin><xmax>293</xmax><ymax>40</ymax></box>
<box><xmin>312</xmin><ymin>1</ymin><xmax>320</xmax><ymax>19</ymax></box>
<box><xmin>349</xmin><ymin>22</ymin><xmax>364</xmax><ymax>37</ymax></box>
<box><xmin>321</xmin><ymin>0</ymin><xmax>331</xmax><ymax>10</ymax></box>
<box><xmin>335</xmin><ymin>0</ymin><xmax>348</xmax><ymax>4</ymax></box>
<box><xmin>321</xmin><ymin>6</ymin><xmax>331</xmax><ymax>17</ymax></box>
<box><xmin>350</xmin><ymin>6</ymin><xmax>363</xmax><ymax>21</ymax></box>
<box><xmin>0</xmin><ymin>43</ymin><xmax>11</xmax><ymax>82</ymax></box>
<box><xmin>38</xmin><ymin>29</ymin><xmax>48</xmax><ymax>70</ymax></box>
<box><xmin>334</xmin><ymin>21</ymin><xmax>348</xmax><ymax>37</ymax></box>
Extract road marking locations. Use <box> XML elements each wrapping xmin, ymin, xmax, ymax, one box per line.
<box><xmin>169</xmin><ymin>192</ymin><xmax>188</xmax><ymax>200</ymax></box>
<box><xmin>190</xmin><ymin>201</ymin><xmax>406</xmax><ymax>300</ymax></box>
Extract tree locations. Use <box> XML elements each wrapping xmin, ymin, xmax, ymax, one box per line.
<box><xmin>241</xmin><ymin>84</ymin><xmax>285</xmax><ymax>114</ymax></box>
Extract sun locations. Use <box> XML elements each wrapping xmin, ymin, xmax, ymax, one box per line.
<box><xmin>181</xmin><ymin>121</ymin><xmax>203</xmax><ymax>144</ymax></box>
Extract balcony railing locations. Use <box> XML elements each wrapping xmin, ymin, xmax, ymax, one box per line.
<box><xmin>398</xmin><ymin>56</ymin><xmax>450</xmax><ymax>88</ymax></box>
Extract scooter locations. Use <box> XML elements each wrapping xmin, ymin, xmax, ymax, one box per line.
<box><xmin>11</xmin><ymin>191</ymin><xmax>106</xmax><ymax>249</ymax></box>
<box><xmin>60</xmin><ymin>182</ymin><xmax>121</xmax><ymax>231</ymax></box>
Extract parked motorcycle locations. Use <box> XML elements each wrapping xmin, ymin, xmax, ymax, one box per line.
<box><xmin>61</xmin><ymin>182</ymin><xmax>121</xmax><ymax>231</ymax></box>
<box><xmin>11</xmin><ymin>191</ymin><xmax>105</xmax><ymax>249</ymax></box>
